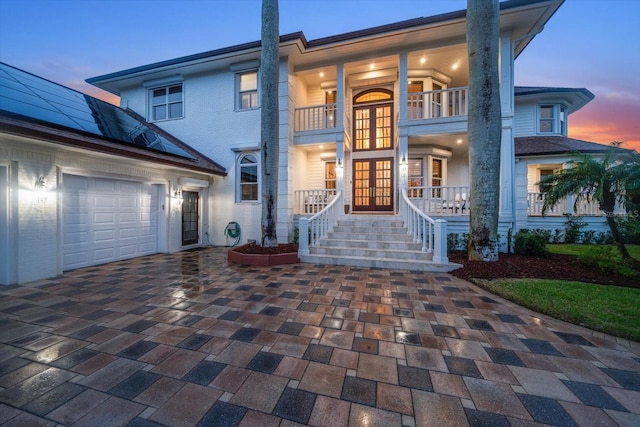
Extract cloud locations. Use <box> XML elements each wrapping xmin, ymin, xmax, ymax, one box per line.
<box><xmin>569</xmin><ymin>98</ymin><xmax>640</xmax><ymax>152</ymax></box>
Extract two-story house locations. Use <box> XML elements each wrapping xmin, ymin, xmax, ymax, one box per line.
<box><xmin>1</xmin><ymin>0</ymin><xmax>618</xmax><ymax>284</ymax></box>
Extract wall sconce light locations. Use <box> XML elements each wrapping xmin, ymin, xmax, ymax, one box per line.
<box><xmin>173</xmin><ymin>185</ymin><xmax>183</xmax><ymax>199</ymax></box>
<box><xmin>336</xmin><ymin>158</ymin><xmax>343</xmax><ymax>168</ymax></box>
<box><xmin>34</xmin><ymin>176</ymin><xmax>47</xmax><ymax>204</ymax></box>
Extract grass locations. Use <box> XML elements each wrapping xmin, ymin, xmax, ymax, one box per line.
<box><xmin>476</xmin><ymin>278</ymin><xmax>640</xmax><ymax>341</ymax></box>
<box><xmin>548</xmin><ymin>243</ymin><xmax>640</xmax><ymax>261</ymax></box>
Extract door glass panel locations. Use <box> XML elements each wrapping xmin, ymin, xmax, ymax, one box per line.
<box><xmin>182</xmin><ymin>191</ymin><xmax>198</xmax><ymax>245</ymax></box>
<box><xmin>355</xmin><ymin>108</ymin><xmax>370</xmax><ymax>150</ymax></box>
<box><xmin>375</xmin><ymin>160</ymin><xmax>392</xmax><ymax>207</ymax></box>
<box><xmin>354</xmin><ymin>161</ymin><xmax>370</xmax><ymax>208</ymax></box>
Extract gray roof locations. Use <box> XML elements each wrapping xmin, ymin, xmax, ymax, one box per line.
<box><xmin>515</xmin><ymin>136</ymin><xmax>628</xmax><ymax>157</ymax></box>
<box><xmin>88</xmin><ymin>0</ymin><xmax>558</xmax><ymax>85</ymax></box>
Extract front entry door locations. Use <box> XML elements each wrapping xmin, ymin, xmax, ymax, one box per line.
<box><xmin>353</xmin><ymin>158</ymin><xmax>393</xmax><ymax>211</ymax></box>
<box><xmin>182</xmin><ymin>191</ymin><xmax>199</xmax><ymax>245</ymax></box>
<box><xmin>352</xmin><ymin>92</ymin><xmax>394</xmax><ymax>212</ymax></box>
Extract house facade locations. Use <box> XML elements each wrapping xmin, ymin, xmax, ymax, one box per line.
<box><xmin>87</xmin><ymin>0</ymin><xmax>580</xmax><ymax>242</ymax></box>
<box><xmin>1</xmin><ymin>0</ymin><xmax>618</xmax><ymax>283</ymax></box>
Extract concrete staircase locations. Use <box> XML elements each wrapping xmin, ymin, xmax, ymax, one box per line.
<box><xmin>300</xmin><ymin>214</ymin><xmax>460</xmax><ymax>272</ymax></box>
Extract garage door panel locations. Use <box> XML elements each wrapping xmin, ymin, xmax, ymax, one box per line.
<box><xmin>63</xmin><ymin>175</ymin><xmax>158</xmax><ymax>271</ymax></box>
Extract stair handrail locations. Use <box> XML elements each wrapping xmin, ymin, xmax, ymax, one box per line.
<box><xmin>298</xmin><ymin>191</ymin><xmax>343</xmax><ymax>256</ymax></box>
<box><xmin>400</xmin><ymin>188</ymin><xmax>449</xmax><ymax>263</ymax></box>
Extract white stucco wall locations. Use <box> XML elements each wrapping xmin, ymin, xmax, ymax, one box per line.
<box><xmin>0</xmin><ymin>134</ymin><xmax>212</xmax><ymax>285</ymax></box>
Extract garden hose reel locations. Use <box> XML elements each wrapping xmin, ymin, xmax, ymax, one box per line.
<box><xmin>224</xmin><ymin>221</ymin><xmax>241</xmax><ymax>246</ymax></box>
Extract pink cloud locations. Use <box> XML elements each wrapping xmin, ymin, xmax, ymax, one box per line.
<box><xmin>569</xmin><ymin>98</ymin><xmax>640</xmax><ymax>152</ymax></box>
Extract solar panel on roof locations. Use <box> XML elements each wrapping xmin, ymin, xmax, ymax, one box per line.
<box><xmin>0</xmin><ymin>62</ymin><xmax>195</xmax><ymax>161</ymax></box>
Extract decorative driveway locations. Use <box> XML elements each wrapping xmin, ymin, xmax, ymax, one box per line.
<box><xmin>1</xmin><ymin>247</ymin><xmax>639</xmax><ymax>426</ymax></box>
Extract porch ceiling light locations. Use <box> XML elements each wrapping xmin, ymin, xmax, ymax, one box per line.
<box><xmin>319</xmin><ymin>72</ymin><xmax>324</xmax><ymax>77</ymax></box>
<box><xmin>369</xmin><ymin>63</ymin><xmax>375</xmax><ymax>70</ymax></box>
<box><xmin>452</xmin><ymin>62</ymin><xmax>459</xmax><ymax>70</ymax></box>
<box><xmin>456</xmin><ymin>139</ymin><xmax>462</xmax><ymax>144</ymax></box>
<box><xmin>420</xmin><ymin>57</ymin><xmax>426</xmax><ymax>64</ymax></box>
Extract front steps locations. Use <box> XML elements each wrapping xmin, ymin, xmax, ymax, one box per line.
<box><xmin>300</xmin><ymin>214</ymin><xmax>460</xmax><ymax>272</ymax></box>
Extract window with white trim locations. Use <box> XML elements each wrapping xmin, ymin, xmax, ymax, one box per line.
<box><xmin>325</xmin><ymin>161</ymin><xmax>336</xmax><ymax>189</ymax></box>
<box><xmin>150</xmin><ymin>84</ymin><xmax>183</xmax><ymax>121</ymax></box>
<box><xmin>237</xmin><ymin>71</ymin><xmax>258</xmax><ymax>110</ymax></box>
<box><xmin>238</xmin><ymin>153</ymin><xmax>259</xmax><ymax>202</ymax></box>
<box><xmin>538</xmin><ymin>104</ymin><xmax>568</xmax><ymax>135</ymax></box>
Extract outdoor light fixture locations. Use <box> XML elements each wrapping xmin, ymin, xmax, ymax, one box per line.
<box><xmin>34</xmin><ymin>176</ymin><xmax>47</xmax><ymax>204</ymax></box>
<box><xmin>173</xmin><ymin>185</ymin><xmax>183</xmax><ymax>199</ymax></box>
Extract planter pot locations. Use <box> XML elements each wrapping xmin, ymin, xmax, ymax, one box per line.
<box><xmin>227</xmin><ymin>243</ymin><xmax>300</xmax><ymax>266</ymax></box>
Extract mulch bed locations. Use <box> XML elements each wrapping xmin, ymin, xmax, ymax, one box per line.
<box><xmin>449</xmin><ymin>252</ymin><xmax>640</xmax><ymax>289</ymax></box>
<box><xmin>232</xmin><ymin>243</ymin><xmax>299</xmax><ymax>255</ymax></box>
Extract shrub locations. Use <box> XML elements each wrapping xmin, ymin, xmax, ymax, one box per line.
<box><xmin>616</xmin><ymin>215</ymin><xmax>640</xmax><ymax>244</ymax></box>
<box><xmin>594</xmin><ymin>231</ymin><xmax>614</xmax><ymax>245</ymax></box>
<box><xmin>447</xmin><ymin>233</ymin><xmax>469</xmax><ymax>252</ymax></box>
<box><xmin>514</xmin><ymin>229</ymin><xmax>550</xmax><ymax>256</ymax></box>
<box><xmin>577</xmin><ymin>246</ymin><xmax>637</xmax><ymax>278</ymax></box>
<box><xmin>564</xmin><ymin>214</ymin><xmax>586</xmax><ymax>243</ymax></box>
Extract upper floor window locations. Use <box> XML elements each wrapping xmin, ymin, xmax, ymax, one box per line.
<box><xmin>238</xmin><ymin>71</ymin><xmax>258</xmax><ymax>110</ymax></box>
<box><xmin>150</xmin><ymin>84</ymin><xmax>183</xmax><ymax>121</ymax></box>
<box><xmin>238</xmin><ymin>153</ymin><xmax>259</xmax><ymax>202</ymax></box>
<box><xmin>538</xmin><ymin>104</ymin><xmax>567</xmax><ymax>135</ymax></box>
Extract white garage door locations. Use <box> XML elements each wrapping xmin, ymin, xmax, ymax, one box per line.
<box><xmin>63</xmin><ymin>174</ymin><xmax>159</xmax><ymax>270</ymax></box>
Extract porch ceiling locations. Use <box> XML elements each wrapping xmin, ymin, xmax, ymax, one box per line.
<box><xmin>409</xmin><ymin>133</ymin><xmax>468</xmax><ymax>156</ymax></box>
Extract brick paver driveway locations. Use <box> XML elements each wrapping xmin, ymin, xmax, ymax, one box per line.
<box><xmin>1</xmin><ymin>247</ymin><xmax>639</xmax><ymax>426</ymax></box>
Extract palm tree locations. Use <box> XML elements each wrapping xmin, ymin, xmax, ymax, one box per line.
<box><xmin>539</xmin><ymin>143</ymin><xmax>640</xmax><ymax>259</ymax></box>
<box><xmin>260</xmin><ymin>0</ymin><xmax>279</xmax><ymax>247</ymax></box>
<box><xmin>466</xmin><ymin>0</ymin><xmax>501</xmax><ymax>261</ymax></box>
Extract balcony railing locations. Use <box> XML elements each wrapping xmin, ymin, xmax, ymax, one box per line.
<box><xmin>294</xmin><ymin>189</ymin><xmax>338</xmax><ymax>215</ymax></box>
<box><xmin>407</xmin><ymin>186</ymin><xmax>470</xmax><ymax>216</ymax></box>
<box><xmin>527</xmin><ymin>192</ymin><xmax>624</xmax><ymax>216</ymax></box>
<box><xmin>407</xmin><ymin>87</ymin><xmax>468</xmax><ymax>121</ymax></box>
<box><xmin>294</xmin><ymin>104</ymin><xmax>337</xmax><ymax>132</ymax></box>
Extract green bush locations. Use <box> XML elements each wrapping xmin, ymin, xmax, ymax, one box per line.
<box><xmin>616</xmin><ymin>215</ymin><xmax>640</xmax><ymax>244</ymax></box>
<box><xmin>447</xmin><ymin>233</ymin><xmax>469</xmax><ymax>252</ymax></box>
<box><xmin>564</xmin><ymin>214</ymin><xmax>586</xmax><ymax>243</ymax></box>
<box><xmin>577</xmin><ymin>246</ymin><xmax>637</xmax><ymax>277</ymax></box>
<box><xmin>514</xmin><ymin>229</ymin><xmax>550</xmax><ymax>256</ymax></box>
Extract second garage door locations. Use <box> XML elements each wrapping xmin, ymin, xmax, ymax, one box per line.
<box><xmin>63</xmin><ymin>175</ymin><xmax>159</xmax><ymax>271</ymax></box>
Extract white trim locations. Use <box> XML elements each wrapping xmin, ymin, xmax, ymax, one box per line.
<box><xmin>143</xmin><ymin>75</ymin><xmax>183</xmax><ymax>88</ymax></box>
<box><xmin>179</xmin><ymin>177</ymin><xmax>209</xmax><ymax>188</ymax></box>
<box><xmin>236</xmin><ymin>152</ymin><xmax>260</xmax><ymax>203</ymax></box>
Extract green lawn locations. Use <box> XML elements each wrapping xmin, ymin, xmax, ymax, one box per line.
<box><xmin>476</xmin><ymin>278</ymin><xmax>640</xmax><ymax>341</ymax></box>
<box><xmin>548</xmin><ymin>243</ymin><xmax>640</xmax><ymax>261</ymax></box>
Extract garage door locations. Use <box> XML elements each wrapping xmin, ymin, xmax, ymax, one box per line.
<box><xmin>63</xmin><ymin>175</ymin><xmax>159</xmax><ymax>270</ymax></box>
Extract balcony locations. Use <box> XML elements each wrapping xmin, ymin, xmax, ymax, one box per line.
<box><xmin>294</xmin><ymin>104</ymin><xmax>337</xmax><ymax>132</ymax></box>
<box><xmin>406</xmin><ymin>87</ymin><xmax>468</xmax><ymax>121</ymax></box>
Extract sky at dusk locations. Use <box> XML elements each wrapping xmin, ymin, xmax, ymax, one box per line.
<box><xmin>1</xmin><ymin>0</ymin><xmax>638</xmax><ymax>151</ymax></box>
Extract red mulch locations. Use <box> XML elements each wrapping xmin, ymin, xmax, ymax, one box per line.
<box><xmin>449</xmin><ymin>252</ymin><xmax>640</xmax><ymax>289</ymax></box>
<box><xmin>233</xmin><ymin>243</ymin><xmax>299</xmax><ymax>255</ymax></box>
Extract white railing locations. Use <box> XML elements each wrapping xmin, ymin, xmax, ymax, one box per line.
<box><xmin>400</xmin><ymin>189</ymin><xmax>448</xmax><ymax>263</ymax></box>
<box><xmin>407</xmin><ymin>186</ymin><xmax>470</xmax><ymax>216</ymax></box>
<box><xmin>294</xmin><ymin>189</ymin><xmax>338</xmax><ymax>215</ymax></box>
<box><xmin>294</xmin><ymin>104</ymin><xmax>337</xmax><ymax>132</ymax></box>
<box><xmin>407</xmin><ymin>87</ymin><xmax>468</xmax><ymax>120</ymax></box>
<box><xmin>299</xmin><ymin>191</ymin><xmax>343</xmax><ymax>256</ymax></box>
<box><xmin>528</xmin><ymin>192</ymin><xmax>623</xmax><ymax>216</ymax></box>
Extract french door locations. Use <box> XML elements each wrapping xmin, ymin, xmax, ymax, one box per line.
<box><xmin>182</xmin><ymin>191</ymin><xmax>199</xmax><ymax>245</ymax></box>
<box><xmin>353</xmin><ymin>158</ymin><xmax>393</xmax><ymax>212</ymax></box>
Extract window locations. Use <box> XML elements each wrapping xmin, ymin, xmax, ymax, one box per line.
<box><xmin>539</xmin><ymin>168</ymin><xmax>554</xmax><ymax>191</ymax></box>
<box><xmin>150</xmin><ymin>84</ymin><xmax>183</xmax><ymax>121</ymax></box>
<box><xmin>238</xmin><ymin>153</ymin><xmax>259</xmax><ymax>202</ymax></box>
<box><xmin>408</xmin><ymin>81</ymin><xmax>423</xmax><ymax>119</ymax></box>
<box><xmin>238</xmin><ymin>71</ymin><xmax>258</xmax><ymax>109</ymax></box>
<box><xmin>408</xmin><ymin>158</ymin><xmax>423</xmax><ymax>197</ymax></box>
<box><xmin>539</xmin><ymin>105</ymin><xmax>554</xmax><ymax>133</ymax></box>
<box><xmin>538</xmin><ymin>104</ymin><xmax>567</xmax><ymax>135</ymax></box>
<box><xmin>325</xmin><ymin>161</ymin><xmax>336</xmax><ymax>189</ymax></box>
